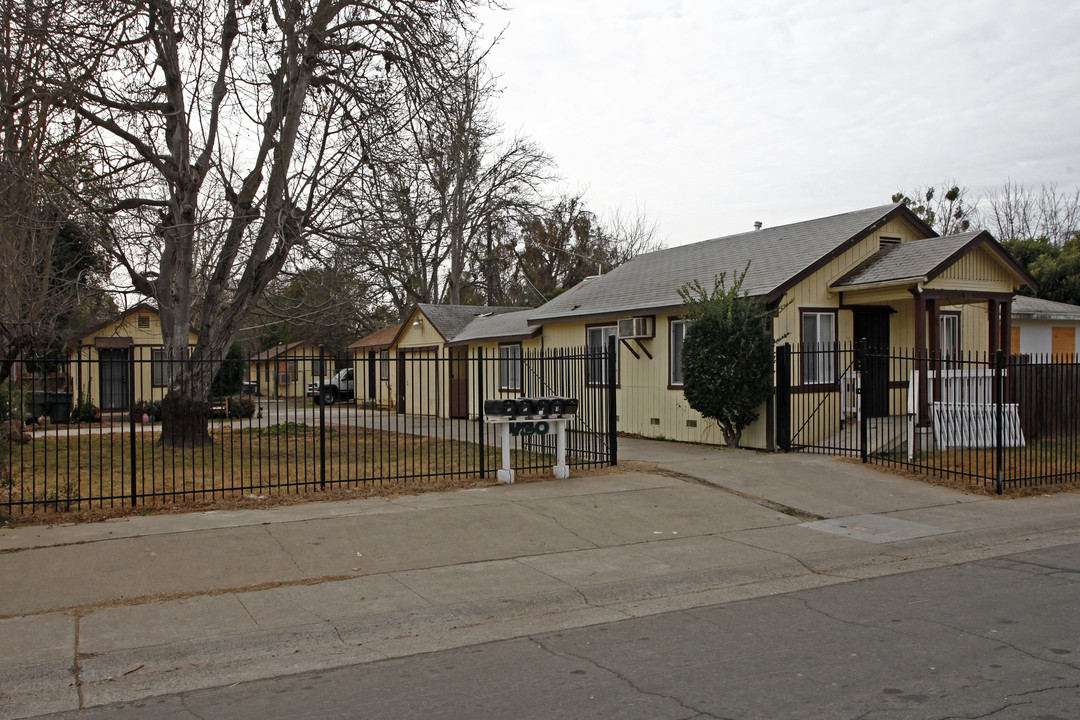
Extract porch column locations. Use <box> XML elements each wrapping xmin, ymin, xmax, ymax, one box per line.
<box><xmin>987</xmin><ymin>298</ymin><xmax>1000</xmax><ymax>357</ymax></box>
<box><xmin>999</xmin><ymin>300</ymin><xmax>1012</xmax><ymax>355</ymax></box>
<box><xmin>928</xmin><ymin>298</ymin><xmax>941</xmax><ymax>402</ymax></box>
<box><xmin>913</xmin><ymin>291</ymin><xmax>928</xmax><ymax>425</ymax></box>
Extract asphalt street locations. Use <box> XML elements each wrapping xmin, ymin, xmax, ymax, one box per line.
<box><xmin>28</xmin><ymin>542</ymin><xmax>1080</xmax><ymax>720</ymax></box>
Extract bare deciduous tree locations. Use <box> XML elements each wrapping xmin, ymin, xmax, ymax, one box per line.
<box><xmin>355</xmin><ymin>43</ymin><xmax>551</xmax><ymax>315</ymax></box>
<box><xmin>48</xmin><ymin>0</ymin><xmax>479</xmax><ymax>445</ymax></box>
<box><xmin>983</xmin><ymin>180</ymin><xmax>1080</xmax><ymax>244</ymax></box>
<box><xmin>0</xmin><ymin>0</ymin><xmax>106</xmax><ymax>380</ymax></box>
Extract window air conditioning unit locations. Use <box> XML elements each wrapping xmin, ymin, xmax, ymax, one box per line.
<box><xmin>277</xmin><ymin>373</ymin><xmax>292</xmax><ymax>384</ymax></box>
<box><xmin>618</xmin><ymin>316</ymin><xmax>654</xmax><ymax>340</ymax></box>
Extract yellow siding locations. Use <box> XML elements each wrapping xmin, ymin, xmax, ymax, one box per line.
<box><xmin>927</xmin><ymin>246</ymin><xmax>1016</xmax><ymax>293</ymax></box>
<box><xmin>249</xmin><ymin>343</ymin><xmax>321</xmax><ymax>400</ymax></box>
<box><xmin>397</xmin><ymin>309</ymin><xmax>449</xmax><ymax>348</ymax></box>
<box><xmin>68</xmin><ymin>310</ymin><xmax>198</xmax><ymax>409</ymax></box>
<box><xmin>464</xmin><ymin>337</ymin><xmax>543</xmax><ymax>418</ymax></box>
<box><xmin>541</xmin><ymin>318</ymin><xmax>770</xmax><ymax>448</ymax></box>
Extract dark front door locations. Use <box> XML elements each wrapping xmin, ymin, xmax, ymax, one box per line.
<box><xmin>853</xmin><ymin>308</ymin><xmax>890</xmax><ymax>418</ymax></box>
<box><xmin>367</xmin><ymin>351</ymin><xmax>377</xmax><ymax>400</ymax></box>
<box><xmin>99</xmin><ymin>348</ymin><xmax>130</xmax><ymax>411</ymax></box>
<box><xmin>448</xmin><ymin>347</ymin><xmax>468</xmax><ymax>419</ymax></box>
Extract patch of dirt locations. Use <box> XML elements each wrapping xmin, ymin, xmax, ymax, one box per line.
<box><xmin>2</xmin><ymin>465</ymin><xmax>625</xmax><ymax>528</ymax></box>
<box><xmin>835</xmin><ymin>455</ymin><xmax>1080</xmax><ymax>498</ymax></box>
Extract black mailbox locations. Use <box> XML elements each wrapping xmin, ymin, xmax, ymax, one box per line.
<box><xmin>484</xmin><ymin>399</ymin><xmax>517</xmax><ymax>416</ymax></box>
<box><xmin>513</xmin><ymin>397</ymin><xmax>537</xmax><ymax>416</ymax></box>
<box><xmin>484</xmin><ymin>396</ymin><xmax>579</xmax><ymax>418</ymax></box>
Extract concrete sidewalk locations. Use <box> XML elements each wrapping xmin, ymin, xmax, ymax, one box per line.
<box><xmin>3</xmin><ymin>439</ymin><xmax>1080</xmax><ymax>718</ymax></box>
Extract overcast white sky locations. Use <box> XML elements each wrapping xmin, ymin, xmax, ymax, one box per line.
<box><xmin>476</xmin><ymin>0</ymin><xmax>1080</xmax><ymax>246</ymax></box>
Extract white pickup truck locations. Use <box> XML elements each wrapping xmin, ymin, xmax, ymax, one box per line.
<box><xmin>306</xmin><ymin>367</ymin><xmax>355</xmax><ymax>405</ymax></box>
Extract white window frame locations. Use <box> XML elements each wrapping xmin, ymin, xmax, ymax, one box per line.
<box><xmin>498</xmin><ymin>343</ymin><xmax>522</xmax><ymax>392</ymax></box>
<box><xmin>379</xmin><ymin>350</ymin><xmax>390</xmax><ymax>380</ymax></box>
<box><xmin>669</xmin><ymin>319</ymin><xmax>685</xmax><ymax>387</ymax></box>
<box><xmin>940</xmin><ymin>312</ymin><xmax>960</xmax><ymax>360</ymax></box>
<box><xmin>587</xmin><ymin>325</ymin><xmax>619</xmax><ymax>386</ymax></box>
<box><xmin>801</xmin><ymin>310</ymin><xmax>837</xmax><ymax>385</ymax></box>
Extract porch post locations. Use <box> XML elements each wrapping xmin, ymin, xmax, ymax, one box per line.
<box><xmin>999</xmin><ymin>299</ymin><xmax>1012</xmax><ymax>355</ymax></box>
<box><xmin>987</xmin><ymin>298</ymin><xmax>1000</xmax><ymax>357</ymax></box>
<box><xmin>913</xmin><ymin>291</ymin><xmax>928</xmax><ymax>425</ymax></box>
<box><xmin>928</xmin><ymin>298</ymin><xmax>941</xmax><ymax>402</ymax></box>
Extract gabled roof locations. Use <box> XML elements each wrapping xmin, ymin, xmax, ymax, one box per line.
<box><xmin>392</xmin><ymin>303</ymin><xmax>523</xmax><ymax>345</ymax></box>
<box><xmin>832</xmin><ymin>232</ymin><xmax>979</xmax><ymax>288</ymax></box>
<box><xmin>447</xmin><ymin>309</ymin><xmax>540</xmax><ymax>346</ymax></box>
<box><xmin>69</xmin><ymin>301</ymin><xmax>161</xmax><ymax>343</ymax></box>
<box><xmin>832</xmin><ymin>230</ymin><xmax>1036</xmax><ymax>291</ymax></box>
<box><xmin>348</xmin><ymin>323</ymin><xmax>401</xmax><ymax>351</ymax></box>
<box><xmin>527</xmin><ymin>203</ymin><xmax>934</xmax><ymax>324</ymax></box>
<box><xmin>1012</xmin><ymin>295</ymin><xmax>1080</xmax><ymax>321</ymax></box>
<box><xmin>250</xmin><ymin>341</ymin><xmax>312</xmax><ymax>361</ymax></box>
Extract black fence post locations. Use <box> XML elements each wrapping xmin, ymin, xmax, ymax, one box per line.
<box><xmin>607</xmin><ymin>334</ymin><xmax>618</xmax><ymax>466</ymax></box>
<box><xmin>857</xmin><ymin>338</ymin><xmax>868</xmax><ymax>463</ymax></box>
<box><xmin>775</xmin><ymin>343</ymin><xmax>791</xmax><ymax>452</ymax></box>
<box><xmin>476</xmin><ymin>346</ymin><xmax>486</xmax><ymax>478</ymax></box>
<box><xmin>128</xmin><ymin>345</ymin><xmax>137</xmax><ymax>507</ymax></box>
<box><xmin>318</xmin><ymin>345</ymin><xmax>326</xmax><ymax>490</ymax></box>
<box><xmin>995</xmin><ymin>348</ymin><xmax>1005</xmax><ymax>495</ymax></box>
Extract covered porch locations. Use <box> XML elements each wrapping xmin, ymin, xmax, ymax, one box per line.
<box><xmin>831</xmin><ymin>230</ymin><xmax>1035</xmax><ymax>427</ymax></box>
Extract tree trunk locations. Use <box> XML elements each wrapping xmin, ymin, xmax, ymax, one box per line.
<box><xmin>720</xmin><ymin>420</ymin><xmax>742</xmax><ymax>448</ymax></box>
<box><xmin>159</xmin><ymin>361</ymin><xmax>215</xmax><ymax>448</ymax></box>
<box><xmin>160</xmin><ymin>390</ymin><xmax>212</xmax><ymax>448</ymax></box>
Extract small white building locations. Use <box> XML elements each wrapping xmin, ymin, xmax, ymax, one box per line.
<box><xmin>1011</xmin><ymin>296</ymin><xmax>1080</xmax><ymax>359</ymax></box>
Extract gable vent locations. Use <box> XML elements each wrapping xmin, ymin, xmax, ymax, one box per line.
<box><xmin>879</xmin><ymin>235</ymin><xmax>901</xmax><ymax>248</ymax></box>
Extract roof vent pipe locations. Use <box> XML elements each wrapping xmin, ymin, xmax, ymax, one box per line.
<box><xmin>754</xmin><ymin>221</ymin><xmax>762</xmax><ymax>231</ymax></box>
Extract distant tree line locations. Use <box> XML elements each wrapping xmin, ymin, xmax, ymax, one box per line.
<box><xmin>893</xmin><ymin>181</ymin><xmax>1080</xmax><ymax>305</ymax></box>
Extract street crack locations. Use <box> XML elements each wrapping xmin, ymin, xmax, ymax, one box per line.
<box><xmin>529</xmin><ymin>635</ymin><xmax>733</xmax><ymax>720</ymax></box>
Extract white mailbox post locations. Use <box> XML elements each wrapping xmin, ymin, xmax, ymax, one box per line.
<box><xmin>483</xmin><ymin>416</ymin><xmax>571</xmax><ymax>483</ymax></box>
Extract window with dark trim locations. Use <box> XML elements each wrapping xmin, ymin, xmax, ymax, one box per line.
<box><xmin>151</xmin><ymin>348</ymin><xmax>189</xmax><ymax>387</ymax></box>
<box><xmin>151</xmin><ymin>349</ymin><xmax>170</xmax><ymax>387</ymax></box>
<box><xmin>669</xmin><ymin>319</ymin><xmax>685</xmax><ymax>387</ymax></box>
<box><xmin>498</xmin><ymin>343</ymin><xmax>522</xmax><ymax>392</ymax></box>
<box><xmin>586</xmin><ymin>325</ymin><xmax>618</xmax><ymax>386</ymax></box>
<box><xmin>379</xmin><ymin>350</ymin><xmax>390</xmax><ymax>380</ymax></box>
<box><xmin>800</xmin><ymin>309</ymin><xmax>837</xmax><ymax>384</ymax></box>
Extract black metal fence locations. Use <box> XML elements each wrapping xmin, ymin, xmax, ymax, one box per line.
<box><xmin>1</xmin><ymin>343</ymin><xmax>616</xmax><ymax>515</ymax></box>
<box><xmin>776</xmin><ymin>342</ymin><xmax>1080</xmax><ymax>491</ymax></box>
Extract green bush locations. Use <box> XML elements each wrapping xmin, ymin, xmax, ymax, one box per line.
<box><xmin>227</xmin><ymin>395</ymin><xmax>255</xmax><ymax>419</ymax></box>
<box><xmin>678</xmin><ymin>264</ymin><xmax>787</xmax><ymax>447</ymax></box>
<box><xmin>70</xmin><ymin>394</ymin><xmax>99</xmax><ymax>423</ymax></box>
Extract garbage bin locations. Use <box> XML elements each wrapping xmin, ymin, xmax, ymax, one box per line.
<box><xmin>45</xmin><ymin>392</ymin><xmax>73</xmax><ymax>423</ymax></box>
<box><xmin>26</xmin><ymin>392</ymin><xmax>47</xmax><ymax>422</ymax></box>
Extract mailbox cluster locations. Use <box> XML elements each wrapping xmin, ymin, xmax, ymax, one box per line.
<box><xmin>483</xmin><ymin>397</ymin><xmax>579</xmax><ymax>419</ymax></box>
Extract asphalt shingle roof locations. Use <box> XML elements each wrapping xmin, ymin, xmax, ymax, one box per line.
<box><xmin>348</xmin><ymin>323</ymin><xmax>401</xmax><ymax>350</ymax></box>
<box><xmin>450</xmin><ymin>309</ymin><xmax>538</xmax><ymax>345</ymax></box>
<box><xmin>832</xmin><ymin>232</ymin><xmax>982</xmax><ymax>288</ymax></box>
<box><xmin>418</xmin><ymin>304</ymin><xmax>522</xmax><ymax>341</ymax></box>
<box><xmin>251</xmin><ymin>341</ymin><xmax>310</xmax><ymax>361</ymax></box>
<box><xmin>1011</xmin><ymin>295</ymin><xmax>1080</xmax><ymax>320</ymax></box>
<box><xmin>528</xmin><ymin>204</ymin><xmax>910</xmax><ymax>323</ymax></box>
